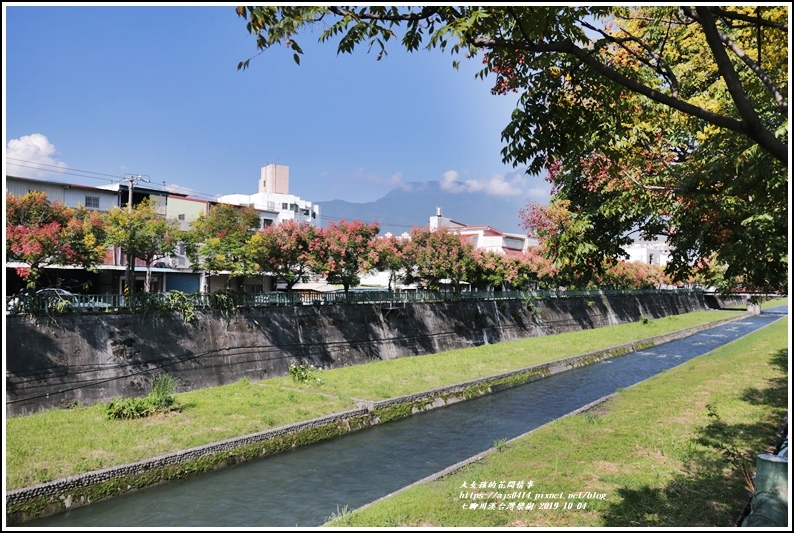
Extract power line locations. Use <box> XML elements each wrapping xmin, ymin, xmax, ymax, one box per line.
<box><xmin>6</xmin><ymin>157</ymin><xmax>124</xmax><ymax>180</ymax></box>
<box><xmin>5</xmin><ymin>161</ymin><xmax>121</xmax><ymax>184</ymax></box>
<box><xmin>5</xmin><ymin>157</ymin><xmax>431</xmax><ymax>230</ymax></box>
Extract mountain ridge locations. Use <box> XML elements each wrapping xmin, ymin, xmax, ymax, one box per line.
<box><xmin>317</xmin><ymin>181</ymin><xmax>530</xmax><ymax>236</ymax></box>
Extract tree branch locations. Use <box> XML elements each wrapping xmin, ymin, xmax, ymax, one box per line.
<box><xmin>687</xmin><ymin>7</ymin><xmax>787</xmax><ymax>115</ymax></box>
<box><xmin>582</xmin><ymin>19</ymin><xmax>680</xmax><ymax>98</ymax></box>
<box><xmin>691</xmin><ymin>7</ymin><xmax>787</xmax><ymax>164</ymax></box>
<box><xmin>472</xmin><ymin>32</ymin><xmax>788</xmax><ymax>165</ymax></box>
<box><xmin>712</xmin><ymin>6</ymin><xmax>788</xmax><ymax>32</ymax></box>
<box><xmin>327</xmin><ymin>6</ymin><xmax>439</xmax><ymax>23</ymax></box>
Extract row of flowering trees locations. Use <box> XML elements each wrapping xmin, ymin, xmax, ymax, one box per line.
<box><xmin>6</xmin><ymin>191</ymin><xmax>679</xmax><ymax>295</ymax></box>
<box><xmin>183</xmin><ymin>203</ymin><xmax>560</xmax><ymax>293</ymax></box>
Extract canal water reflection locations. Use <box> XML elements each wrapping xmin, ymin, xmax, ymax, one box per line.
<box><xmin>23</xmin><ymin>308</ymin><xmax>786</xmax><ymax>527</ymax></box>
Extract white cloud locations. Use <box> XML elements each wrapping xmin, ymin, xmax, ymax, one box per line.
<box><xmin>5</xmin><ymin>134</ymin><xmax>69</xmax><ymax>179</ymax></box>
<box><xmin>353</xmin><ymin>168</ymin><xmax>408</xmax><ymax>190</ymax></box>
<box><xmin>525</xmin><ymin>186</ymin><xmax>553</xmax><ymax>200</ymax></box>
<box><xmin>439</xmin><ymin>169</ymin><xmax>526</xmax><ymax>197</ymax></box>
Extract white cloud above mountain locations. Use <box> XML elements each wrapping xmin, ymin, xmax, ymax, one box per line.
<box><xmin>439</xmin><ymin>169</ymin><xmax>527</xmax><ymax>196</ymax></box>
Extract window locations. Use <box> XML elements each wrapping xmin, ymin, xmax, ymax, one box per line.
<box><xmin>85</xmin><ymin>196</ymin><xmax>100</xmax><ymax>209</ymax></box>
<box><xmin>262</xmin><ymin>219</ymin><xmax>273</xmax><ymax>228</ymax></box>
<box><xmin>282</xmin><ymin>203</ymin><xmax>288</xmax><ymax>210</ymax></box>
<box><xmin>178</xmin><ymin>214</ymin><xmax>186</xmax><ymax>221</ymax></box>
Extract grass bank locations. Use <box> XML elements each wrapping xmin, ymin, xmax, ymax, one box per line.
<box><xmin>4</xmin><ymin>304</ymin><xmax>783</xmax><ymax>491</ymax></box>
<box><xmin>325</xmin><ymin>316</ymin><xmax>789</xmax><ymax>527</ymax></box>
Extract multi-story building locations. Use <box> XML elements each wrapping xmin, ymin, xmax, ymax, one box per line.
<box><xmin>5</xmin><ymin>164</ymin><xmax>322</xmax><ymax>296</ymax></box>
<box><xmin>216</xmin><ymin>164</ymin><xmax>320</xmax><ymax>227</ymax></box>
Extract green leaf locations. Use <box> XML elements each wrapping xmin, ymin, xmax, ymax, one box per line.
<box><xmin>293</xmin><ymin>53</ymin><xmax>300</xmax><ymax>65</ymax></box>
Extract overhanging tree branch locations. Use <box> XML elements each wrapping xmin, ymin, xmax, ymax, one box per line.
<box><xmin>691</xmin><ymin>7</ymin><xmax>786</xmax><ymax>164</ymax></box>
<box><xmin>685</xmin><ymin>7</ymin><xmax>787</xmax><ymax>115</ymax></box>
<box><xmin>472</xmin><ymin>33</ymin><xmax>787</xmax><ymax>165</ymax></box>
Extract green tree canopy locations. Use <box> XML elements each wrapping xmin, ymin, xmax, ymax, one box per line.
<box><xmin>105</xmin><ymin>198</ymin><xmax>180</xmax><ymax>293</ymax></box>
<box><xmin>183</xmin><ymin>203</ymin><xmax>262</xmax><ymax>285</ymax></box>
<box><xmin>237</xmin><ymin>5</ymin><xmax>788</xmax><ymax>294</ymax></box>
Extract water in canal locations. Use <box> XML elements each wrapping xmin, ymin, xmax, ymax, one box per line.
<box><xmin>23</xmin><ymin>309</ymin><xmax>786</xmax><ymax>527</ymax></box>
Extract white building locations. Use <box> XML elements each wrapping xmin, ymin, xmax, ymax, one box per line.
<box><xmin>428</xmin><ymin>207</ymin><xmax>539</xmax><ymax>257</ymax></box>
<box><xmin>217</xmin><ymin>164</ymin><xmax>320</xmax><ymax>227</ymax></box>
<box><xmin>623</xmin><ymin>240</ymin><xmax>672</xmax><ymax>267</ymax></box>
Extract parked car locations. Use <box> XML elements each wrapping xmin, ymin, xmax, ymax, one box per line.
<box><xmin>6</xmin><ymin>292</ymin><xmax>27</xmax><ymax>314</ymax></box>
<box><xmin>35</xmin><ymin>288</ymin><xmax>112</xmax><ymax>310</ymax></box>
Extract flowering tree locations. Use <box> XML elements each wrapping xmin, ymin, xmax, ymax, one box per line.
<box><xmin>247</xmin><ymin>220</ymin><xmax>319</xmax><ymax>293</ymax></box>
<box><xmin>471</xmin><ymin>250</ymin><xmax>512</xmax><ymax>292</ymax></box>
<box><xmin>406</xmin><ymin>227</ymin><xmax>476</xmax><ymax>292</ymax></box>
<box><xmin>599</xmin><ymin>261</ymin><xmax>670</xmax><ymax>291</ymax></box>
<box><xmin>520</xmin><ymin>199</ymin><xmax>606</xmax><ymax>288</ymax></box>
<box><xmin>105</xmin><ymin>198</ymin><xmax>180</xmax><ymax>293</ymax></box>
<box><xmin>369</xmin><ymin>233</ymin><xmax>412</xmax><ymax>291</ymax></box>
<box><xmin>314</xmin><ymin>220</ymin><xmax>381</xmax><ymax>294</ymax></box>
<box><xmin>517</xmin><ymin>249</ymin><xmax>558</xmax><ymax>290</ymax></box>
<box><xmin>471</xmin><ymin>248</ymin><xmax>559</xmax><ymax>292</ymax></box>
<box><xmin>6</xmin><ymin>192</ymin><xmax>106</xmax><ymax>292</ymax></box>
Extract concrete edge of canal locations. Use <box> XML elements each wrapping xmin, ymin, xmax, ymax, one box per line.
<box><xmin>5</xmin><ymin>312</ymin><xmax>754</xmax><ymax>525</ymax></box>
<box><xmin>337</xmin><ymin>394</ymin><xmax>619</xmax><ymax>524</ymax></box>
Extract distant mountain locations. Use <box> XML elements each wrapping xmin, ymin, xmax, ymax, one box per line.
<box><xmin>317</xmin><ymin>181</ymin><xmax>530</xmax><ymax>236</ymax></box>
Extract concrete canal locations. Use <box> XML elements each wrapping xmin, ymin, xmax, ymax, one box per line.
<box><xmin>20</xmin><ymin>307</ymin><xmax>787</xmax><ymax>527</ymax></box>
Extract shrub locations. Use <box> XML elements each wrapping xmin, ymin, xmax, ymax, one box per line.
<box><xmin>105</xmin><ymin>373</ymin><xmax>181</xmax><ymax>420</ymax></box>
<box><xmin>164</xmin><ymin>290</ymin><xmax>197</xmax><ymax>324</ymax></box>
<box><xmin>289</xmin><ymin>363</ymin><xmax>323</xmax><ymax>385</ymax></box>
<box><xmin>208</xmin><ymin>289</ymin><xmax>242</xmax><ymax>317</ymax></box>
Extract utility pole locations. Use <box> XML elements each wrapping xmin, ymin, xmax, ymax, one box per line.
<box><xmin>118</xmin><ymin>174</ymin><xmax>150</xmax><ymax>296</ymax></box>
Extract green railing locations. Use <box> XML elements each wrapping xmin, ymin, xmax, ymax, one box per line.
<box><xmin>5</xmin><ymin>288</ymin><xmax>701</xmax><ymax>316</ymax></box>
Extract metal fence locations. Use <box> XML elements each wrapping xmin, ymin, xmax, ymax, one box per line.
<box><xmin>5</xmin><ymin>288</ymin><xmax>701</xmax><ymax>316</ymax></box>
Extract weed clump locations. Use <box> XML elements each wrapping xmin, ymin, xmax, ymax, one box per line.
<box><xmin>105</xmin><ymin>374</ymin><xmax>181</xmax><ymax>420</ymax></box>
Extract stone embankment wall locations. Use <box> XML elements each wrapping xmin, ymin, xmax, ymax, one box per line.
<box><xmin>5</xmin><ymin>292</ymin><xmax>741</xmax><ymax>417</ymax></box>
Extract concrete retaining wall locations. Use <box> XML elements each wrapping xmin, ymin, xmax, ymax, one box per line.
<box><xmin>5</xmin><ymin>292</ymin><xmax>739</xmax><ymax>417</ymax></box>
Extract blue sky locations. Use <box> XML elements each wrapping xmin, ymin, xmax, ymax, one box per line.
<box><xmin>3</xmin><ymin>4</ymin><xmax>552</xmax><ymax>207</ymax></box>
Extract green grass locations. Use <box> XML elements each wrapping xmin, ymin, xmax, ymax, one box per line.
<box><xmin>264</xmin><ymin>309</ymin><xmax>749</xmax><ymax>401</ymax></box>
<box><xmin>325</xmin><ymin>316</ymin><xmax>789</xmax><ymax>527</ymax></box>
<box><xmin>4</xmin><ymin>302</ymin><xmax>785</xmax><ymax>492</ymax></box>
<box><xmin>5</xmin><ymin>379</ymin><xmax>353</xmax><ymax>489</ymax></box>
